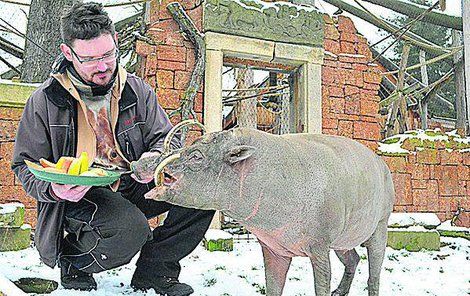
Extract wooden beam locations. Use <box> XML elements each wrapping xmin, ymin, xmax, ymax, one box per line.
<box><xmin>419</xmin><ymin>50</ymin><xmax>429</xmax><ymax>129</ymax></box>
<box><xmin>462</xmin><ymin>0</ymin><xmax>470</xmax><ymax>134</ymax></box>
<box><xmin>362</xmin><ymin>0</ymin><xmax>461</xmax><ymax>30</ymax></box>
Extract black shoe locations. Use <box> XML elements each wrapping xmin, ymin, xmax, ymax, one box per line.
<box><xmin>60</xmin><ymin>260</ymin><xmax>97</xmax><ymax>291</ymax></box>
<box><xmin>131</xmin><ymin>271</ymin><xmax>193</xmax><ymax>296</ymax></box>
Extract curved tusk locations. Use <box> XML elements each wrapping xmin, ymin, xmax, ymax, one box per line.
<box><xmin>154</xmin><ymin>153</ymin><xmax>181</xmax><ymax>186</ymax></box>
<box><xmin>163</xmin><ymin>119</ymin><xmax>206</xmax><ymax>155</ymax></box>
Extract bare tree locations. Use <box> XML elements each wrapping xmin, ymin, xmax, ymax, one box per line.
<box><xmin>21</xmin><ymin>0</ymin><xmax>78</xmax><ymax>83</ymax></box>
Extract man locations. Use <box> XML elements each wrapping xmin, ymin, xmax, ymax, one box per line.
<box><xmin>11</xmin><ymin>3</ymin><xmax>214</xmax><ymax>295</ymax></box>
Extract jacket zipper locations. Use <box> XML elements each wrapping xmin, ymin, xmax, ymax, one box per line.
<box><xmin>123</xmin><ymin>132</ymin><xmax>137</xmax><ymax>161</ymax></box>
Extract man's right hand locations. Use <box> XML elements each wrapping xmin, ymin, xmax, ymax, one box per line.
<box><xmin>50</xmin><ymin>183</ymin><xmax>91</xmax><ymax>202</ymax></box>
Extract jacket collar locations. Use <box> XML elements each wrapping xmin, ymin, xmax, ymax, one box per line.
<box><xmin>43</xmin><ymin>65</ymin><xmax>138</xmax><ymax>111</ymax></box>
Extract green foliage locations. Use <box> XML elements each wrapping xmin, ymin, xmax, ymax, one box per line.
<box><xmin>387</xmin><ymin>0</ymin><xmax>456</xmax><ymax>118</ymax></box>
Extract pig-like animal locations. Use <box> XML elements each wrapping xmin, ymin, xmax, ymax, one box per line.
<box><xmin>145</xmin><ymin>128</ymin><xmax>395</xmax><ymax>296</ymax></box>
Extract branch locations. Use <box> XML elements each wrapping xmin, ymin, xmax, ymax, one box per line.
<box><xmin>0</xmin><ymin>54</ymin><xmax>20</xmax><ymax>75</ymax></box>
<box><xmin>362</xmin><ymin>0</ymin><xmax>462</xmax><ymax>31</ymax></box>
<box><xmin>322</xmin><ymin>0</ymin><xmax>450</xmax><ymax>56</ymax></box>
<box><xmin>166</xmin><ymin>2</ymin><xmax>205</xmax><ymax>143</ymax></box>
<box><xmin>0</xmin><ymin>35</ymin><xmax>23</xmax><ymax>59</ymax></box>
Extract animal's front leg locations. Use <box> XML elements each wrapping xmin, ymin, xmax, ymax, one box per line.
<box><xmin>260</xmin><ymin>243</ymin><xmax>292</xmax><ymax>296</ymax></box>
<box><xmin>309</xmin><ymin>247</ymin><xmax>331</xmax><ymax>296</ymax></box>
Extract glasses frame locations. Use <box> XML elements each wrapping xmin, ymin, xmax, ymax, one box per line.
<box><xmin>67</xmin><ymin>42</ymin><xmax>119</xmax><ymax>66</ymax></box>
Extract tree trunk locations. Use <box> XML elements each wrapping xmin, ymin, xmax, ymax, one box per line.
<box><xmin>419</xmin><ymin>50</ymin><xmax>429</xmax><ymax>129</ymax></box>
<box><xmin>362</xmin><ymin>0</ymin><xmax>462</xmax><ymax>31</ymax></box>
<box><xmin>21</xmin><ymin>0</ymin><xmax>77</xmax><ymax>83</ymax></box>
<box><xmin>236</xmin><ymin>68</ymin><xmax>257</xmax><ymax>128</ymax></box>
<box><xmin>453</xmin><ymin>30</ymin><xmax>467</xmax><ymax>134</ymax></box>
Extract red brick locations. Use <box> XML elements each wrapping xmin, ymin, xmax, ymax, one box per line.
<box><xmin>329</xmin><ymin>98</ymin><xmax>345</xmax><ymax>114</ymax></box>
<box><xmin>356</xmin><ymin>42</ymin><xmax>372</xmax><ymax>59</ymax></box>
<box><xmin>339</xmin><ymin>54</ymin><xmax>367</xmax><ymax>65</ymax></box>
<box><xmin>345</xmin><ymin>95</ymin><xmax>360</xmax><ymax>115</ymax></box>
<box><xmin>324</xmin><ymin>24</ymin><xmax>340</xmax><ymax>39</ymax></box>
<box><xmin>337</xmin><ymin>16</ymin><xmax>357</xmax><ymax>33</ymax></box>
<box><xmin>383</xmin><ymin>156</ymin><xmax>407</xmax><ymax>173</ymax></box>
<box><xmin>340</xmin><ymin>32</ymin><xmax>357</xmax><ymax>43</ymax></box>
<box><xmin>186</xmin><ymin>48</ymin><xmax>196</xmax><ymax>72</ymax></box>
<box><xmin>440</xmin><ymin>150</ymin><xmax>463</xmax><ymax>165</ymax></box>
<box><xmin>392</xmin><ymin>173</ymin><xmax>412</xmax><ymax>205</ymax></box>
<box><xmin>360</xmin><ymin>99</ymin><xmax>378</xmax><ymax>117</ymax></box>
<box><xmin>453</xmin><ymin>212</ymin><xmax>469</xmax><ymax>227</ymax></box>
<box><xmin>25</xmin><ymin>208</ymin><xmax>37</xmax><ymax>228</ymax></box>
<box><xmin>322</xmin><ymin>66</ymin><xmax>337</xmax><ymax>85</ymax></box>
<box><xmin>0</xmin><ymin>160</ymin><xmax>14</xmax><ymax>186</ymax></box>
<box><xmin>0</xmin><ymin>120</ymin><xmax>18</xmax><ymax>142</ymax></box>
<box><xmin>344</xmin><ymin>85</ymin><xmax>359</xmax><ymax>96</ymax></box>
<box><xmin>174</xmin><ymin>71</ymin><xmax>192</xmax><ymax>90</ymax></box>
<box><xmin>340</xmin><ymin>41</ymin><xmax>356</xmax><ymax>54</ymax></box>
<box><xmin>186</xmin><ymin>7</ymin><xmax>203</xmax><ymax>31</ymax></box>
<box><xmin>158</xmin><ymin>60</ymin><xmax>186</xmax><ymax>71</ymax></box>
<box><xmin>463</xmin><ymin>153</ymin><xmax>470</xmax><ymax>165</ymax></box>
<box><xmin>411</xmin><ymin>179</ymin><xmax>428</xmax><ymax>189</ymax></box>
<box><xmin>457</xmin><ymin>165</ymin><xmax>470</xmax><ymax>180</ymax></box>
<box><xmin>156</xmin><ymin>70</ymin><xmax>174</xmax><ymax>88</ymax></box>
<box><xmin>337</xmin><ymin>120</ymin><xmax>353</xmax><ymax>137</ymax></box>
<box><xmin>0</xmin><ymin>142</ymin><xmax>14</xmax><ymax>161</ymax></box>
<box><xmin>364</xmin><ymin>70</ymin><xmax>382</xmax><ymax>84</ymax></box>
<box><xmin>324</xmin><ymin>39</ymin><xmax>341</xmax><ymax>54</ymax></box>
<box><xmin>438</xmin><ymin>166</ymin><xmax>460</xmax><ymax>196</ymax></box>
<box><xmin>338</xmin><ymin>62</ymin><xmax>352</xmax><ymax>69</ymax></box>
<box><xmin>323</xmin><ymin>128</ymin><xmax>338</xmax><ymax>136</ymax></box>
<box><xmin>157</xmin><ymin>89</ymin><xmax>181</xmax><ymax>109</ymax></box>
<box><xmin>416</xmin><ymin>149</ymin><xmax>440</xmax><ymax>165</ymax></box>
<box><xmin>363</xmin><ymin>83</ymin><xmax>380</xmax><ymax>91</ymax></box>
<box><xmin>408</xmin><ymin>163</ymin><xmax>430</xmax><ymax>179</ymax></box>
<box><xmin>194</xmin><ymin>93</ymin><xmax>203</xmax><ymax>113</ymax></box>
<box><xmin>327</xmin><ymin>86</ymin><xmax>344</xmax><ymax>98</ymax></box>
<box><xmin>0</xmin><ymin>107</ymin><xmax>23</xmax><ymax>121</ymax></box>
<box><xmin>352</xmin><ymin>63</ymin><xmax>369</xmax><ymax>71</ymax></box>
<box><xmin>151</xmin><ymin>20</ymin><xmax>184</xmax><ymax>46</ymax></box>
<box><xmin>323</xmin><ymin>118</ymin><xmax>338</xmax><ymax>129</ymax></box>
<box><xmin>353</xmin><ymin>121</ymin><xmax>380</xmax><ymax>141</ymax></box>
<box><xmin>157</xmin><ymin>45</ymin><xmax>186</xmax><ymax>62</ymax></box>
<box><xmin>145</xmin><ymin>53</ymin><xmax>158</xmax><ymax>76</ymax></box>
<box><xmin>135</xmin><ymin>40</ymin><xmax>156</xmax><ymax>57</ymax></box>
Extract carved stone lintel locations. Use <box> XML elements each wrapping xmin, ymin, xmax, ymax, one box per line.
<box><xmin>204</xmin><ymin>0</ymin><xmax>324</xmax><ymax>47</ymax></box>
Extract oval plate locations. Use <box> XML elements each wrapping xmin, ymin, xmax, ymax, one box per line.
<box><xmin>25</xmin><ymin>160</ymin><xmax>121</xmax><ymax>186</ymax></box>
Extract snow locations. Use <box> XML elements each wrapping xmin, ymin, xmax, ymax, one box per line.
<box><xmin>388</xmin><ymin>212</ymin><xmax>441</xmax><ymax>228</ymax></box>
<box><xmin>0</xmin><ymin>235</ymin><xmax>469</xmax><ymax>296</ymax></box>
<box><xmin>0</xmin><ymin>202</ymin><xmax>24</xmax><ymax>215</ymax></box>
<box><xmin>388</xmin><ymin>226</ymin><xmax>437</xmax><ymax>233</ymax></box>
<box><xmin>204</xmin><ymin>229</ymin><xmax>233</xmax><ymax>240</ymax></box>
<box><xmin>378</xmin><ymin>128</ymin><xmax>470</xmax><ymax>154</ymax></box>
<box><xmin>437</xmin><ymin>220</ymin><xmax>470</xmax><ymax>233</ymax></box>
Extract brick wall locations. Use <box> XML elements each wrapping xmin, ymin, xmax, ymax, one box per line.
<box><xmin>383</xmin><ymin>149</ymin><xmax>469</xmax><ymax>227</ymax></box>
<box><xmin>0</xmin><ymin>107</ymin><xmax>37</xmax><ymax>227</ymax></box>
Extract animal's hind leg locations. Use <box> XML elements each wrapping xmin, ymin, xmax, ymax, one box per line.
<box><xmin>363</xmin><ymin>218</ymin><xmax>388</xmax><ymax>296</ymax></box>
<box><xmin>331</xmin><ymin>249</ymin><xmax>360</xmax><ymax>296</ymax></box>
<box><xmin>260</xmin><ymin>243</ymin><xmax>292</xmax><ymax>296</ymax></box>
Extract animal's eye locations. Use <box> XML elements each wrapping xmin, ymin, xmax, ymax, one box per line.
<box><xmin>188</xmin><ymin>150</ymin><xmax>204</xmax><ymax>161</ymax></box>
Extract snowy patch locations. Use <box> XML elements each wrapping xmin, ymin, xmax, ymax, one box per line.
<box><xmin>204</xmin><ymin>229</ymin><xmax>233</xmax><ymax>240</ymax></box>
<box><xmin>0</xmin><ymin>202</ymin><xmax>24</xmax><ymax>215</ymax></box>
<box><xmin>0</xmin><ymin>237</ymin><xmax>469</xmax><ymax>295</ymax></box>
<box><xmin>437</xmin><ymin>220</ymin><xmax>470</xmax><ymax>233</ymax></box>
<box><xmin>388</xmin><ymin>213</ymin><xmax>441</xmax><ymax>228</ymax></box>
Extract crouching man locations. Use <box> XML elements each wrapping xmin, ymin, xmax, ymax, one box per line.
<box><xmin>11</xmin><ymin>2</ymin><xmax>214</xmax><ymax>295</ymax></box>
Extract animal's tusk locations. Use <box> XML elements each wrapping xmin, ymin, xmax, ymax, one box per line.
<box><xmin>154</xmin><ymin>153</ymin><xmax>181</xmax><ymax>186</ymax></box>
<box><xmin>162</xmin><ymin>119</ymin><xmax>206</xmax><ymax>155</ymax></box>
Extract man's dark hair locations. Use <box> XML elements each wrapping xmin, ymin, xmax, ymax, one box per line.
<box><xmin>61</xmin><ymin>2</ymin><xmax>115</xmax><ymax>45</ymax></box>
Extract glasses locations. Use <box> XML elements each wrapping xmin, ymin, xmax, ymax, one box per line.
<box><xmin>67</xmin><ymin>44</ymin><xmax>119</xmax><ymax>67</ymax></box>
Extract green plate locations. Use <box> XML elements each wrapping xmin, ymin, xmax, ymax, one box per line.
<box><xmin>26</xmin><ymin>162</ymin><xmax>121</xmax><ymax>186</ymax></box>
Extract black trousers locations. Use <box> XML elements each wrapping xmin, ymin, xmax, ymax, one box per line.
<box><xmin>60</xmin><ymin>176</ymin><xmax>215</xmax><ymax>278</ymax></box>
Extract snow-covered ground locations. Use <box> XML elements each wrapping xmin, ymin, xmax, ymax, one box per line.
<box><xmin>0</xmin><ymin>236</ymin><xmax>468</xmax><ymax>295</ymax></box>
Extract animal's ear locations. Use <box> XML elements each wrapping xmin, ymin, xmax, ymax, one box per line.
<box><xmin>224</xmin><ymin>145</ymin><xmax>255</xmax><ymax>164</ymax></box>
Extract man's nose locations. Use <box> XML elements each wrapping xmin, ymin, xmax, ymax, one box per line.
<box><xmin>96</xmin><ymin>60</ymin><xmax>108</xmax><ymax>72</ymax></box>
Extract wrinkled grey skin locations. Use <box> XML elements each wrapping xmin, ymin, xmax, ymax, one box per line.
<box><xmin>146</xmin><ymin>128</ymin><xmax>395</xmax><ymax>296</ymax></box>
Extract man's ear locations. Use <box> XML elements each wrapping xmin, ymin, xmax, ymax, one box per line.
<box><xmin>114</xmin><ymin>32</ymin><xmax>119</xmax><ymax>45</ymax></box>
<box><xmin>224</xmin><ymin>145</ymin><xmax>255</xmax><ymax>164</ymax></box>
<box><xmin>60</xmin><ymin>43</ymin><xmax>72</xmax><ymax>61</ymax></box>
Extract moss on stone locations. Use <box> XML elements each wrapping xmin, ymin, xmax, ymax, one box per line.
<box><xmin>437</xmin><ymin>230</ymin><xmax>469</xmax><ymax>241</ymax></box>
<box><xmin>0</xmin><ymin>82</ymin><xmax>37</xmax><ymax>108</ymax></box>
<box><xmin>383</xmin><ymin>137</ymin><xmax>401</xmax><ymax>144</ymax></box>
<box><xmin>13</xmin><ymin>278</ymin><xmax>58</xmax><ymax>294</ymax></box>
<box><xmin>387</xmin><ymin>230</ymin><xmax>440</xmax><ymax>251</ymax></box>
<box><xmin>203</xmin><ymin>237</ymin><xmax>234</xmax><ymax>252</ymax></box>
<box><xmin>424</xmin><ymin>130</ymin><xmax>445</xmax><ymax>137</ymax></box>
<box><xmin>0</xmin><ymin>205</ymin><xmax>25</xmax><ymax>227</ymax></box>
<box><xmin>0</xmin><ymin>225</ymin><xmax>31</xmax><ymax>251</ymax></box>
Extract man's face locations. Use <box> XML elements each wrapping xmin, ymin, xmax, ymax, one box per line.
<box><xmin>60</xmin><ymin>33</ymin><xmax>118</xmax><ymax>86</ymax></box>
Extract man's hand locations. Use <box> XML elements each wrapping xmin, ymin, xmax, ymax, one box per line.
<box><xmin>130</xmin><ymin>151</ymin><xmax>161</xmax><ymax>184</ymax></box>
<box><xmin>50</xmin><ymin>183</ymin><xmax>92</xmax><ymax>202</ymax></box>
